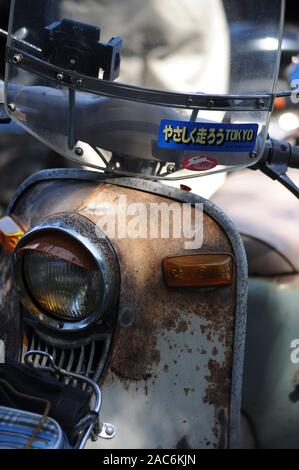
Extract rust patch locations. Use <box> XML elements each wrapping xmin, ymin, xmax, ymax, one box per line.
<box><xmin>290</xmin><ymin>371</ymin><xmax>299</xmax><ymax>403</ymax></box>
<box><xmin>0</xmin><ymin>252</ymin><xmax>21</xmax><ymax>359</ymax></box>
<box><xmin>176</xmin><ymin>436</ymin><xmax>191</xmax><ymax>449</ymax></box>
<box><xmin>175</xmin><ymin>320</ymin><xmax>189</xmax><ymax>334</ymax></box>
<box><xmin>203</xmin><ymin>356</ymin><xmax>232</xmax><ymax>410</ymax></box>
<box><xmin>212</xmin><ymin>347</ymin><xmax>219</xmax><ymax>357</ymax></box>
<box><xmin>293</xmin><ymin>370</ymin><xmax>299</xmax><ymax>387</ymax></box>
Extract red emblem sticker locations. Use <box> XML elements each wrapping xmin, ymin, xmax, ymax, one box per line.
<box><xmin>182</xmin><ymin>156</ymin><xmax>218</xmax><ymax>172</ymax></box>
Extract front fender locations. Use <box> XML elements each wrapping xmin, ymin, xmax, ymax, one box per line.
<box><xmin>0</xmin><ymin>169</ymin><xmax>248</xmax><ymax>449</ymax></box>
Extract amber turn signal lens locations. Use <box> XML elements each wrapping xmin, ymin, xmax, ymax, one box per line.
<box><xmin>0</xmin><ymin>216</ymin><xmax>25</xmax><ymax>253</ymax></box>
<box><xmin>163</xmin><ymin>254</ymin><xmax>234</xmax><ymax>288</ymax></box>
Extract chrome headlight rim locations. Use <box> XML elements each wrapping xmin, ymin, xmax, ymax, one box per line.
<box><xmin>13</xmin><ymin>212</ymin><xmax>120</xmax><ymax>332</ymax></box>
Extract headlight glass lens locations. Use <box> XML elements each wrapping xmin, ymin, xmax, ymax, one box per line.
<box><xmin>20</xmin><ymin>235</ymin><xmax>103</xmax><ymax>322</ymax></box>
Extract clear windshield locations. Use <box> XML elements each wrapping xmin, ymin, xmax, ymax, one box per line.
<box><xmin>5</xmin><ymin>0</ymin><xmax>285</xmax><ymax>180</ymax></box>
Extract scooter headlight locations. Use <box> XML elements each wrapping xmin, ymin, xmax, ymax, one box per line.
<box><xmin>22</xmin><ymin>238</ymin><xmax>102</xmax><ymax>321</ymax></box>
<box><xmin>13</xmin><ymin>213</ymin><xmax>119</xmax><ymax>332</ymax></box>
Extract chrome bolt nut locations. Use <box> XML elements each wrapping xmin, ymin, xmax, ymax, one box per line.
<box><xmin>105</xmin><ymin>425</ymin><xmax>115</xmax><ymax>437</ymax></box>
<box><xmin>75</xmin><ymin>147</ymin><xmax>84</xmax><ymax>157</ymax></box>
<box><xmin>167</xmin><ymin>164</ymin><xmax>176</xmax><ymax>174</ymax></box>
<box><xmin>56</xmin><ymin>73</ymin><xmax>64</xmax><ymax>81</ymax></box>
<box><xmin>8</xmin><ymin>103</ymin><xmax>16</xmax><ymax>112</ymax></box>
<box><xmin>12</xmin><ymin>54</ymin><xmax>23</xmax><ymax>64</ymax></box>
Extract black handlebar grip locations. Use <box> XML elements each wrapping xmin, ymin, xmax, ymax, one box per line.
<box><xmin>289</xmin><ymin>145</ymin><xmax>299</xmax><ymax>170</ymax></box>
<box><xmin>265</xmin><ymin>139</ymin><xmax>299</xmax><ymax>170</ymax></box>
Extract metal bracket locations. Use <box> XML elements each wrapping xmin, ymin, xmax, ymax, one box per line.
<box><xmin>255</xmin><ymin>139</ymin><xmax>299</xmax><ymax>199</ymax></box>
<box><xmin>91</xmin><ymin>422</ymin><xmax>117</xmax><ymax>441</ymax></box>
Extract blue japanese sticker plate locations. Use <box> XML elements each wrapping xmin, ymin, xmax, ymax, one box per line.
<box><xmin>158</xmin><ymin>120</ymin><xmax>259</xmax><ymax>153</ymax></box>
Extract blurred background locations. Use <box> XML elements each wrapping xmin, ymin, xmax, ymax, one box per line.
<box><xmin>0</xmin><ymin>0</ymin><xmax>71</xmax><ymax>216</ymax></box>
<box><xmin>0</xmin><ymin>0</ymin><xmax>298</xmax><ymax>214</ymax></box>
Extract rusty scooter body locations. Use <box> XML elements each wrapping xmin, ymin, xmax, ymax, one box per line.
<box><xmin>0</xmin><ymin>0</ymin><xmax>297</xmax><ymax>450</ymax></box>
<box><xmin>0</xmin><ymin>171</ymin><xmax>247</xmax><ymax>449</ymax></box>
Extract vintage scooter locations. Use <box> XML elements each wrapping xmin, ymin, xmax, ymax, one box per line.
<box><xmin>0</xmin><ymin>0</ymin><xmax>298</xmax><ymax>449</ymax></box>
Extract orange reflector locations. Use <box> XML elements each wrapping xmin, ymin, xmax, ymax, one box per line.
<box><xmin>163</xmin><ymin>254</ymin><xmax>234</xmax><ymax>288</ymax></box>
<box><xmin>0</xmin><ymin>216</ymin><xmax>25</xmax><ymax>253</ymax></box>
<box><xmin>274</xmin><ymin>96</ymin><xmax>287</xmax><ymax>111</ymax></box>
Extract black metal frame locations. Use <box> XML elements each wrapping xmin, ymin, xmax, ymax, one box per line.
<box><xmin>6</xmin><ymin>46</ymin><xmax>280</xmax><ymax>112</ymax></box>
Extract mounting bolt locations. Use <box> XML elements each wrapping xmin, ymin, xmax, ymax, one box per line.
<box><xmin>12</xmin><ymin>53</ymin><xmax>23</xmax><ymax>64</ymax></box>
<box><xmin>208</xmin><ymin>99</ymin><xmax>215</xmax><ymax>107</ymax></box>
<box><xmin>8</xmin><ymin>103</ymin><xmax>16</xmax><ymax>112</ymax></box>
<box><xmin>75</xmin><ymin>147</ymin><xmax>84</xmax><ymax>157</ymax></box>
<box><xmin>76</xmin><ymin>79</ymin><xmax>83</xmax><ymax>87</ymax></box>
<box><xmin>249</xmin><ymin>151</ymin><xmax>258</xmax><ymax>159</ymax></box>
<box><xmin>56</xmin><ymin>73</ymin><xmax>64</xmax><ymax>81</ymax></box>
<box><xmin>69</xmin><ymin>57</ymin><xmax>77</xmax><ymax>66</ymax></box>
<box><xmin>188</xmin><ymin>97</ymin><xmax>193</xmax><ymax>106</ymax></box>
<box><xmin>119</xmin><ymin>308</ymin><xmax>135</xmax><ymax>328</ymax></box>
<box><xmin>256</xmin><ymin>98</ymin><xmax>265</xmax><ymax>109</ymax></box>
<box><xmin>167</xmin><ymin>164</ymin><xmax>176</xmax><ymax>174</ymax></box>
<box><xmin>105</xmin><ymin>425</ymin><xmax>115</xmax><ymax>437</ymax></box>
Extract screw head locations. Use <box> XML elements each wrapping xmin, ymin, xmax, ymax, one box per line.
<box><xmin>75</xmin><ymin>147</ymin><xmax>84</xmax><ymax>157</ymax></box>
<box><xmin>76</xmin><ymin>79</ymin><xmax>83</xmax><ymax>87</ymax></box>
<box><xmin>12</xmin><ymin>54</ymin><xmax>23</xmax><ymax>64</ymax></box>
<box><xmin>188</xmin><ymin>97</ymin><xmax>193</xmax><ymax>106</ymax></box>
<box><xmin>208</xmin><ymin>99</ymin><xmax>215</xmax><ymax>107</ymax></box>
<box><xmin>105</xmin><ymin>425</ymin><xmax>115</xmax><ymax>437</ymax></box>
<box><xmin>56</xmin><ymin>73</ymin><xmax>64</xmax><ymax>81</ymax></box>
<box><xmin>69</xmin><ymin>57</ymin><xmax>77</xmax><ymax>66</ymax></box>
<box><xmin>249</xmin><ymin>151</ymin><xmax>258</xmax><ymax>159</ymax></box>
<box><xmin>167</xmin><ymin>164</ymin><xmax>176</xmax><ymax>174</ymax></box>
<box><xmin>8</xmin><ymin>103</ymin><xmax>16</xmax><ymax>112</ymax></box>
